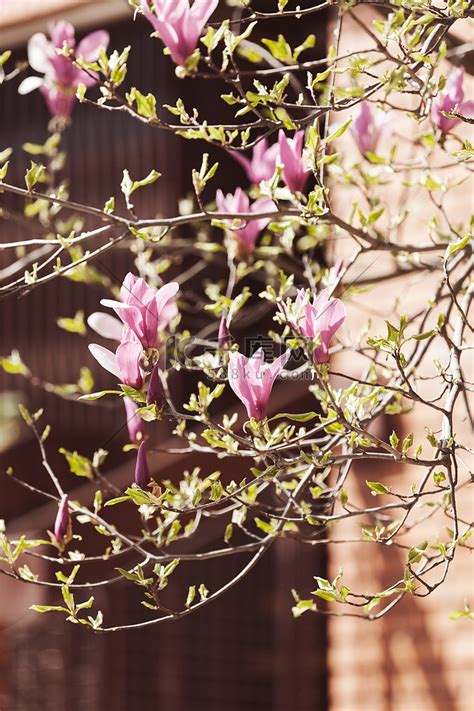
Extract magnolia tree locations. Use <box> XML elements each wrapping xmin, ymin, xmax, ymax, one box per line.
<box><xmin>0</xmin><ymin>0</ymin><xmax>473</xmax><ymax>633</ymax></box>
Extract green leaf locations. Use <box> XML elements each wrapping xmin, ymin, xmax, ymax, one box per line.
<box><xmin>76</xmin><ymin>83</ymin><xmax>86</xmax><ymax>101</ymax></box>
<box><xmin>321</xmin><ymin>118</ymin><xmax>352</xmax><ymax>145</ymax></box>
<box><xmin>0</xmin><ymin>350</ymin><xmax>30</xmax><ymax>376</ymax></box>
<box><xmin>104</xmin><ymin>495</ymin><xmax>131</xmax><ymax>507</ymax></box>
<box><xmin>389</xmin><ymin>431</ymin><xmax>399</xmax><ymax>449</ymax></box>
<box><xmin>261</xmin><ymin>35</ymin><xmax>292</xmax><ymax>63</ymax></box>
<box><xmin>135</xmin><ymin>404</ymin><xmax>161</xmax><ymax>422</ymax></box>
<box><xmin>59</xmin><ymin>448</ymin><xmax>93</xmax><ymax>480</ymax></box>
<box><xmin>254</xmin><ymin>517</ymin><xmax>278</xmax><ymax>536</ymax></box>
<box><xmin>292</xmin><ymin>599</ymin><xmax>316</xmax><ymax>617</ymax></box>
<box><xmin>366</xmin><ymin>481</ymin><xmax>390</xmax><ymax>495</ymax></box>
<box><xmin>0</xmin><ymin>50</ymin><xmax>12</xmax><ymax>67</ymax></box>
<box><xmin>268</xmin><ymin>411</ymin><xmax>317</xmax><ymax>423</ymax></box>
<box><xmin>130</xmin><ymin>169</ymin><xmax>161</xmax><ymax>195</ymax></box>
<box><xmin>185</xmin><ymin>585</ymin><xmax>196</xmax><ymax>608</ymax></box>
<box><xmin>79</xmin><ymin>389</ymin><xmax>122</xmax><ymax>401</ymax></box>
<box><xmin>445</xmin><ymin>233</ymin><xmax>471</xmax><ymax>259</ymax></box>
<box><xmin>25</xmin><ymin>161</ymin><xmax>46</xmax><ymax>191</ymax></box>
<box><xmin>76</xmin><ymin>596</ymin><xmax>95</xmax><ymax>611</ymax></box>
<box><xmin>412</xmin><ymin>329</ymin><xmax>436</xmax><ymax>341</ymax></box>
<box><xmin>293</xmin><ymin>34</ymin><xmax>316</xmax><ymax>61</ymax></box>
<box><xmin>224</xmin><ymin>523</ymin><xmax>233</xmax><ymax>543</ymax></box>
<box><xmin>449</xmin><ymin>606</ymin><xmax>474</xmax><ymax>621</ymax></box>
<box><xmin>408</xmin><ymin>541</ymin><xmax>428</xmax><ymax>565</ymax></box>
<box><xmin>0</xmin><ymin>161</ymin><xmax>9</xmax><ymax>180</ymax></box>
<box><xmin>121</xmin><ymin>169</ymin><xmax>161</xmax><ymax>209</ymax></box>
<box><xmin>385</xmin><ymin>320</ymin><xmax>399</xmax><ymax>343</ymax></box>
<box><xmin>313</xmin><ymin>589</ymin><xmax>336</xmax><ymax>602</ymax></box>
<box><xmin>30</xmin><ymin>605</ymin><xmax>67</xmax><ymax>613</ymax></box>
<box><xmin>119</xmin><ymin>384</ymin><xmax>147</xmax><ymax>403</ymax></box>
<box><xmin>104</xmin><ymin>196</ymin><xmax>115</xmax><ymax>214</ymax></box>
<box><xmin>0</xmin><ymin>147</ymin><xmax>12</xmax><ymax>164</ymax></box>
<box><xmin>198</xmin><ymin>583</ymin><xmax>209</xmax><ymax>601</ymax></box>
<box><xmin>18</xmin><ymin>405</ymin><xmax>33</xmax><ymax>427</ymax></box>
<box><xmin>57</xmin><ymin>310</ymin><xmax>86</xmax><ymax>335</ymax></box>
<box><xmin>364</xmin><ymin>597</ymin><xmax>381</xmax><ymax>614</ymax></box>
<box><xmin>116</xmin><ymin>567</ymin><xmax>141</xmax><ymax>582</ymax></box>
<box><xmin>126</xmin><ymin>87</ymin><xmax>157</xmax><ymax>119</ymax></box>
<box><xmin>401</xmin><ymin>432</ymin><xmax>413</xmax><ymax>455</ymax></box>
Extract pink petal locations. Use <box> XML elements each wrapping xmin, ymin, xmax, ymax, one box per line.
<box><xmin>87</xmin><ymin>312</ymin><xmax>123</xmax><ymax>341</ymax></box>
<box><xmin>155</xmin><ymin>282</ymin><xmax>179</xmax><ymax>322</ymax></box>
<box><xmin>457</xmin><ymin>100</ymin><xmax>474</xmax><ymax>121</ymax></box>
<box><xmin>27</xmin><ymin>33</ymin><xmax>53</xmax><ymax>74</ymax></box>
<box><xmin>116</xmin><ymin>340</ymin><xmax>143</xmax><ymax>388</ymax></box>
<box><xmin>231</xmin><ymin>151</ymin><xmax>254</xmax><ymax>181</ymax></box>
<box><xmin>120</xmin><ymin>272</ymin><xmax>139</xmax><ymax>303</ymax></box>
<box><xmin>88</xmin><ymin>343</ymin><xmax>121</xmax><ymax>379</ymax></box>
<box><xmin>190</xmin><ymin>0</ymin><xmax>219</xmax><ymax>25</ymax></box>
<box><xmin>446</xmin><ymin>66</ymin><xmax>465</xmax><ymax>104</ymax></box>
<box><xmin>228</xmin><ymin>351</ymin><xmax>256</xmax><ymax>418</ymax></box>
<box><xmin>233</xmin><ymin>187</ymin><xmax>250</xmax><ymax>213</ymax></box>
<box><xmin>264</xmin><ymin>349</ymin><xmax>291</xmax><ymax>390</ymax></box>
<box><xmin>76</xmin><ymin>30</ymin><xmax>110</xmax><ymax>62</ymax></box>
<box><xmin>48</xmin><ymin>21</ymin><xmax>75</xmax><ymax>49</ymax></box>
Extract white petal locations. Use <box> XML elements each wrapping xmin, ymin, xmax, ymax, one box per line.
<box><xmin>87</xmin><ymin>312</ymin><xmax>123</xmax><ymax>341</ymax></box>
<box><xmin>100</xmin><ymin>298</ymin><xmax>134</xmax><ymax>310</ymax></box>
<box><xmin>88</xmin><ymin>344</ymin><xmax>121</xmax><ymax>379</ymax></box>
<box><xmin>18</xmin><ymin>76</ymin><xmax>44</xmax><ymax>95</ymax></box>
<box><xmin>27</xmin><ymin>33</ymin><xmax>52</xmax><ymax>73</ymax></box>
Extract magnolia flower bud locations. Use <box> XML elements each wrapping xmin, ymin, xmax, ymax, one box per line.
<box><xmin>218</xmin><ymin>317</ymin><xmax>232</xmax><ymax>349</ymax></box>
<box><xmin>54</xmin><ymin>495</ymin><xmax>72</xmax><ymax>546</ymax></box>
<box><xmin>135</xmin><ymin>442</ymin><xmax>150</xmax><ymax>489</ymax></box>
<box><xmin>147</xmin><ymin>365</ymin><xmax>163</xmax><ymax>407</ymax></box>
<box><xmin>278</xmin><ymin>130</ymin><xmax>310</xmax><ymax>193</ymax></box>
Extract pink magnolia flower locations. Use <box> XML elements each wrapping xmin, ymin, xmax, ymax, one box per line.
<box><xmin>231</xmin><ymin>138</ymin><xmax>279</xmax><ymax>184</ymax></box>
<box><xmin>432</xmin><ymin>67</ymin><xmax>474</xmax><ymax>134</ymax></box>
<box><xmin>216</xmin><ymin>188</ymin><xmax>275</xmax><ymax>254</ymax></box>
<box><xmin>138</xmin><ymin>0</ymin><xmax>218</xmax><ymax>66</ymax></box>
<box><xmin>18</xmin><ymin>21</ymin><xmax>109</xmax><ymax>118</ymax></box>
<box><xmin>124</xmin><ymin>396</ymin><xmax>145</xmax><ymax>444</ymax></box>
<box><xmin>101</xmin><ymin>273</ymin><xmax>179</xmax><ymax>350</ymax></box>
<box><xmin>278</xmin><ymin>130</ymin><xmax>310</xmax><ymax>193</ymax></box>
<box><xmin>135</xmin><ymin>441</ymin><xmax>151</xmax><ymax>488</ymax></box>
<box><xmin>88</xmin><ymin>310</ymin><xmax>147</xmax><ymax>439</ymax></box>
<box><xmin>228</xmin><ymin>348</ymin><xmax>291</xmax><ymax>421</ymax></box>
<box><xmin>288</xmin><ymin>288</ymin><xmax>345</xmax><ymax>364</ymax></box>
<box><xmin>350</xmin><ymin>101</ymin><xmax>389</xmax><ymax>156</ymax></box>
<box><xmin>89</xmin><ymin>335</ymin><xmax>144</xmax><ymax>389</ymax></box>
<box><xmin>54</xmin><ymin>495</ymin><xmax>72</xmax><ymax>546</ymax></box>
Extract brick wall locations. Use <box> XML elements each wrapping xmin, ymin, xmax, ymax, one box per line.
<box><xmin>327</xmin><ymin>9</ymin><xmax>474</xmax><ymax>711</ymax></box>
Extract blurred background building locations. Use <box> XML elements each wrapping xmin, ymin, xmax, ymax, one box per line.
<box><xmin>0</xmin><ymin>1</ymin><xmax>472</xmax><ymax>710</ymax></box>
